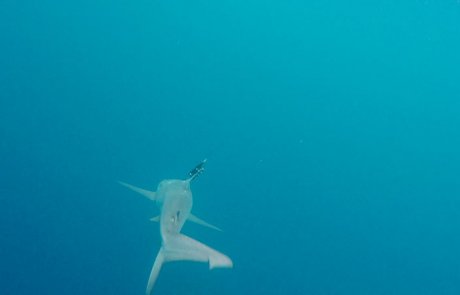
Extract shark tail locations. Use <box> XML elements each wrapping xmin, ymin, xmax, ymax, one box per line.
<box><xmin>146</xmin><ymin>248</ymin><xmax>165</xmax><ymax>295</ymax></box>
<box><xmin>163</xmin><ymin>234</ymin><xmax>233</xmax><ymax>269</ymax></box>
<box><xmin>146</xmin><ymin>234</ymin><xmax>233</xmax><ymax>294</ymax></box>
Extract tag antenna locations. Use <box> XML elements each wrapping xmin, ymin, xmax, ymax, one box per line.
<box><xmin>188</xmin><ymin>159</ymin><xmax>207</xmax><ymax>181</ymax></box>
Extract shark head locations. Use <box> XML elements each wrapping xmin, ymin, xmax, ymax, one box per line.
<box><xmin>155</xmin><ymin>179</ymin><xmax>190</xmax><ymax>205</ymax></box>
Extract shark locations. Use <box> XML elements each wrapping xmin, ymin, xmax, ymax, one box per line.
<box><xmin>119</xmin><ymin>159</ymin><xmax>233</xmax><ymax>294</ymax></box>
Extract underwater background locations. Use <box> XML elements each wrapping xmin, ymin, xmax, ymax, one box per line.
<box><xmin>1</xmin><ymin>0</ymin><xmax>460</xmax><ymax>294</ymax></box>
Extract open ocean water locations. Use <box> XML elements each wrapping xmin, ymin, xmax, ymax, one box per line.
<box><xmin>1</xmin><ymin>1</ymin><xmax>460</xmax><ymax>294</ymax></box>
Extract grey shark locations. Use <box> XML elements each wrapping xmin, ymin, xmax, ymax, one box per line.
<box><xmin>119</xmin><ymin>160</ymin><xmax>233</xmax><ymax>294</ymax></box>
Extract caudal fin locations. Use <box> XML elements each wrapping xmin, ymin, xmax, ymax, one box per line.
<box><xmin>146</xmin><ymin>248</ymin><xmax>165</xmax><ymax>295</ymax></box>
<box><xmin>145</xmin><ymin>234</ymin><xmax>232</xmax><ymax>294</ymax></box>
<box><xmin>163</xmin><ymin>234</ymin><xmax>233</xmax><ymax>268</ymax></box>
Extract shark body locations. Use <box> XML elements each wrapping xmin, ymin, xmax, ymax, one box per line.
<box><xmin>120</xmin><ymin>161</ymin><xmax>232</xmax><ymax>294</ymax></box>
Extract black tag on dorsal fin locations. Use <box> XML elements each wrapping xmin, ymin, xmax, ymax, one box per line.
<box><xmin>188</xmin><ymin>159</ymin><xmax>207</xmax><ymax>181</ymax></box>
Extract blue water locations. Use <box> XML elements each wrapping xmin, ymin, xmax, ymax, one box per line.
<box><xmin>1</xmin><ymin>1</ymin><xmax>460</xmax><ymax>294</ymax></box>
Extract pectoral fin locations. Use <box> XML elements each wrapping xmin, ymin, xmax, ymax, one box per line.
<box><xmin>150</xmin><ymin>216</ymin><xmax>160</xmax><ymax>222</ymax></box>
<box><xmin>119</xmin><ymin>181</ymin><xmax>156</xmax><ymax>201</ymax></box>
<box><xmin>188</xmin><ymin>214</ymin><xmax>222</xmax><ymax>231</ymax></box>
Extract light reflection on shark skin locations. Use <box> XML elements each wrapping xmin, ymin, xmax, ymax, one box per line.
<box><xmin>119</xmin><ymin>161</ymin><xmax>232</xmax><ymax>294</ymax></box>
